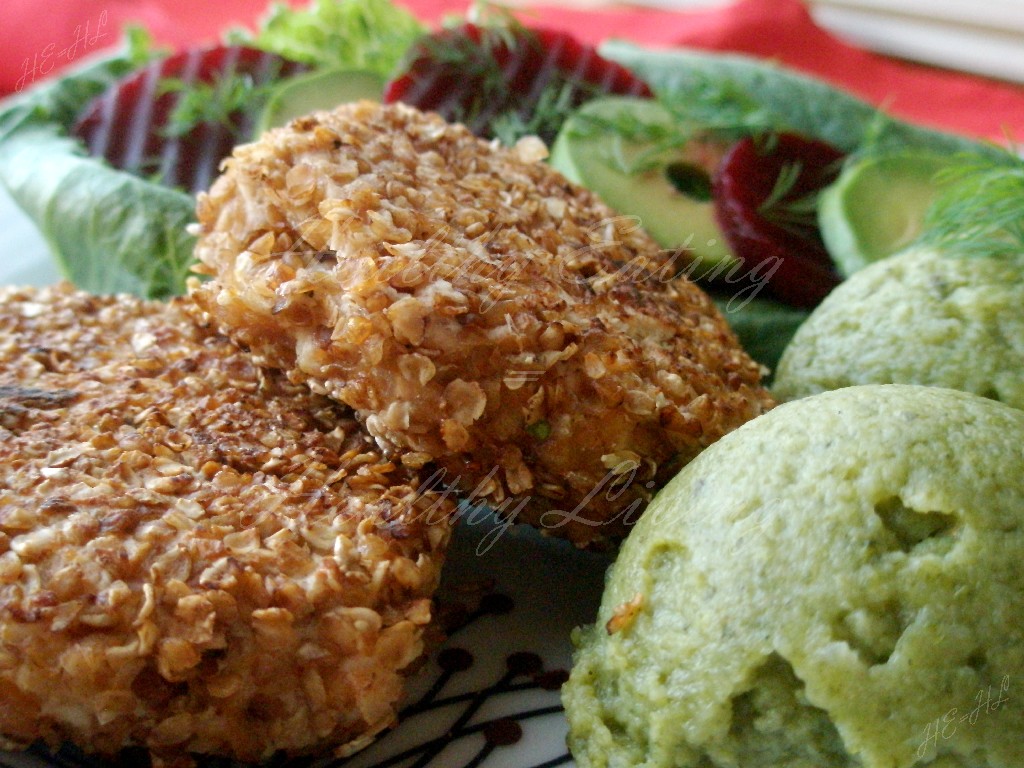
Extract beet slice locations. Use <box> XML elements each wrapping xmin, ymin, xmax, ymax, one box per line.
<box><xmin>383</xmin><ymin>23</ymin><xmax>651</xmax><ymax>143</ymax></box>
<box><xmin>713</xmin><ymin>133</ymin><xmax>845</xmax><ymax>308</ymax></box>
<box><xmin>72</xmin><ymin>45</ymin><xmax>307</xmax><ymax>194</ymax></box>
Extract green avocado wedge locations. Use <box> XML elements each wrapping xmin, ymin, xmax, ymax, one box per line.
<box><xmin>550</xmin><ymin>97</ymin><xmax>736</xmax><ymax>268</ymax></box>
<box><xmin>818</xmin><ymin>152</ymin><xmax>953</xmax><ymax>277</ymax></box>
<box><xmin>253</xmin><ymin>67</ymin><xmax>386</xmax><ymax>136</ymax></box>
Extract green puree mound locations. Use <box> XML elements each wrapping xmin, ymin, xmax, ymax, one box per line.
<box><xmin>771</xmin><ymin>247</ymin><xmax>1024</xmax><ymax>408</ymax></box>
<box><xmin>564</xmin><ymin>385</ymin><xmax>1024</xmax><ymax>768</ymax></box>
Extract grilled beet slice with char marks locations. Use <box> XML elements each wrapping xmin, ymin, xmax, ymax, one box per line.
<box><xmin>72</xmin><ymin>45</ymin><xmax>307</xmax><ymax>194</ymax></box>
<box><xmin>384</xmin><ymin>23</ymin><xmax>652</xmax><ymax>144</ymax></box>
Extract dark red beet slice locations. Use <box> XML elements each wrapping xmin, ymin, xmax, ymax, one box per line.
<box><xmin>383</xmin><ymin>23</ymin><xmax>651</xmax><ymax>143</ymax></box>
<box><xmin>713</xmin><ymin>133</ymin><xmax>845</xmax><ymax>308</ymax></box>
<box><xmin>72</xmin><ymin>45</ymin><xmax>307</xmax><ymax>194</ymax></box>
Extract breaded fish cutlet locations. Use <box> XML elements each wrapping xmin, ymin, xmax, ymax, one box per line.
<box><xmin>0</xmin><ymin>284</ymin><xmax>454</xmax><ymax>764</ymax></box>
<box><xmin>191</xmin><ymin>101</ymin><xmax>774</xmax><ymax>547</ymax></box>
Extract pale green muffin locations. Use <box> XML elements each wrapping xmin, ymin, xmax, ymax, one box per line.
<box><xmin>564</xmin><ymin>385</ymin><xmax>1024</xmax><ymax>768</ymax></box>
<box><xmin>771</xmin><ymin>247</ymin><xmax>1024</xmax><ymax>408</ymax></box>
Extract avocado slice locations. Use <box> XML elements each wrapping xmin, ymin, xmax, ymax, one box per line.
<box><xmin>254</xmin><ymin>68</ymin><xmax>386</xmax><ymax>136</ymax></box>
<box><xmin>550</xmin><ymin>96</ymin><xmax>737</xmax><ymax>268</ymax></box>
<box><xmin>818</xmin><ymin>152</ymin><xmax>952</xmax><ymax>277</ymax></box>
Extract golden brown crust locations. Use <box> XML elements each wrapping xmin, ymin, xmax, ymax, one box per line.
<box><xmin>191</xmin><ymin>101</ymin><xmax>774</xmax><ymax>547</ymax></box>
<box><xmin>0</xmin><ymin>284</ymin><xmax>453</xmax><ymax>763</ymax></box>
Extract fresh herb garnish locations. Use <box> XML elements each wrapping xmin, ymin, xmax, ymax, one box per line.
<box><xmin>757</xmin><ymin>158</ymin><xmax>835</xmax><ymax>234</ymax></box>
<box><xmin>659</xmin><ymin>72</ymin><xmax>778</xmax><ymax>140</ymax></box>
<box><xmin>920</xmin><ymin>150</ymin><xmax>1024</xmax><ymax>259</ymax></box>
<box><xmin>745</xmin><ymin>131</ymin><xmax>845</xmax><ymax>238</ymax></box>
<box><xmin>386</xmin><ymin>12</ymin><xmax>651</xmax><ymax>146</ymax></box>
<box><xmin>759</xmin><ymin>160</ymin><xmax>803</xmax><ymax>209</ymax></box>
<box><xmin>406</xmin><ymin>18</ymin><xmax>571</xmax><ymax>145</ymax></box>
<box><xmin>159</xmin><ymin>70</ymin><xmax>272</xmax><ymax>139</ymax></box>
<box><xmin>418</xmin><ymin>26</ymin><xmax>519</xmax><ymax>122</ymax></box>
<box><xmin>490</xmin><ymin>79</ymin><xmax>593</xmax><ymax>148</ymax></box>
<box><xmin>566</xmin><ymin>107</ymin><xmax>699</xmax><ymax>174</ymax></box>
<box><xmin>123</xmin><ymin>25</ymin><xmax>165</xmax><ymax>70</ymax></box>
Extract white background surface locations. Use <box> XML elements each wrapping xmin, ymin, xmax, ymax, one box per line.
<box><xmin>550</xmin><ymin>0</ymin><xmax>1024</xmax><ymax>83</ymax></box>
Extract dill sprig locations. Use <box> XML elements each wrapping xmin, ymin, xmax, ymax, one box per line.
<box><xmin>658</xmin><ymin>74</ymin><xmax>778</xmax><ymax>141</ymax></box>
<box><xmin>491</xmin><ymin>80</ymin><xmax>578</xmax><ymax>147</ymax></box>
<box><xmin>159</xmin><ymin>70</ymin><xmax>272</xmax><ymax>139</ymax></box>
<box><xmin>558</xmin><ymin>86</ymin><xmax>808</xmax><ymax>179</ymax></box>
<box><xmin>920</xmin><ymin>150</ymin><xmax>1024</xmax><ymax>259</ymax></box>
<box><xmin>419</xmin><ymin>29</ymin><xmax>514</xmax><ymax>109</ymax></box>
<box><xmin>757</xmin><ymin>160</ymin><xmax>817</xmax><ymax>232</ymax></box>
<box><xmin>434</xmin><ymin>0</ymin><xmax>531</xmax><ymax>94</ymax></box>
<box><xmin>413</xmin><ymin>13</ymin><xmax>598</xmax><ymax>146</ymax></box>
<box><xmin>408</xmin><ymin>10</ymin><xmax>536</xmax><ymax>140</ymax></box>
<box><xmin>757</xmin><ymin>153</ymin><xmax>844</xmax><ymax>235</ymax></box>
<box><xmin>564</xmin><ymin>107</ymin><xmax>703</xmax><ymax>175</ymax></box>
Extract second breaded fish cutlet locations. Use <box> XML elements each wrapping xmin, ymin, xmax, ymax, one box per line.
<box><xmin>0</xmin><ymin>284</ymin><xmax>454</xmax><ymax>765</ymax></box>
<box><xmin>191</xmin><ymin>101</ymin><xmax>774</xmax><ymax>547</ymax></box>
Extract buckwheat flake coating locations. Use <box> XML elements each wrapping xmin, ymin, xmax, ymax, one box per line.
<box><xmin>0</xmin><ymin>284</ymin><xmax>454</xmax><ymax>765</ymax></box>
<box><xmin>191</xmin><ymin>101</ymin><xmax>774</xmax><ymax>547</ymax></box>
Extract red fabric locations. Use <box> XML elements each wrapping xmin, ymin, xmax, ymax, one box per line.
<box><xmin>1</xmin><ymin>0</ymin><xmax>1022</xmax><ymax>142</ymax></box>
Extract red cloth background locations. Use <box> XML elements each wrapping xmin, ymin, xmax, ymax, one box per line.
<box><xmin>1</xmin><ymin>0</ymin><xmax>1022</xmax><ymax>143</ymax></box>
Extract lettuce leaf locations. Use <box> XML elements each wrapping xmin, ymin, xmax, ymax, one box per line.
<box><xmin>239</xmin><ymin>0</ymin><xmax>425</xmax><ymax>78</ymax></box>
<box><xmin>0</xmin><ymin>126</ymin><xmax>195</xmax><ymax>298</ymax></box>
<box><xmin>0</xmin><ymin>35</ymin><xmax>195</xmax><ymax>299</ymax></box>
